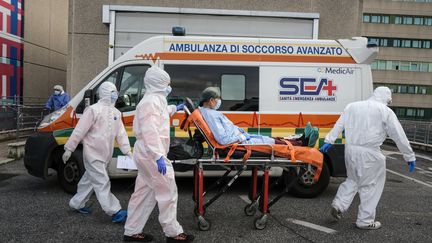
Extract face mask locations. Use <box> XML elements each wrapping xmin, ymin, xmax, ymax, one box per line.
<box><xmin>54</xmin><ymin>91</ymin><xmax>61</xmax><ymax>95</ymax></box>
<box><xmin>165</xmin><ymin>86</ymin><xmax>172</xmax><ymax>96</ymax></box>
<box><xmin>111</xmin><ymin>92</ymin><xmax>118</xmax><ymax>104</ymax></box>
<box><xmin>213</xmin><ymin>99</ymin><xmax>221</xmax><ymax>110</ymax></box>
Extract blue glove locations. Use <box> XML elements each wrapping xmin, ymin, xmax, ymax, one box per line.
<box><xmin>176</xmin><ymin>103</ymin><xmax>185</xmax><ymax>111</ymax></box>
<box><xmin>156</xmin><ymin>156</ymin><xmax>166</xmax><ymax>175</ymax></box>
<box><xmin>244</xmin><ymin>132</ymin><xmax>251</xmax><ymax>141</ymax></box>
<box><xmin>408</xmin><ymin>160</ymin><xmax>416</xmax><ymax>173</ymax></box>
<box><xmin>319</xmin><ymin>143</ymin><xmax>332</xmax><ymax>153</ymax></box>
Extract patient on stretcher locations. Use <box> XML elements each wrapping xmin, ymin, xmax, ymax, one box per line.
<box><xmin>199</xmin><ymin>87</ymin><xmax>319</xmax><ymax>147</ymax></box>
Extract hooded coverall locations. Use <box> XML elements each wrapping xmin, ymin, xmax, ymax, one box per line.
<box><xmin>65</xmin><ymin>82</ymin><xmax>131</xmax><ymax>215</ymax></box>
<box><xmin>124</xmin><ymin>66</ymin><xmax>184</xmax><ymax>237</ymax></box>
<box><xmin>324</xmin><ymin>87</ymin><xmax>415</xmax><ymax>227</ymax></box>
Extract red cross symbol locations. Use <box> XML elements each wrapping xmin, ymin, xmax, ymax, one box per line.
<box><xmin>322</xmin><ymin>80</ymin><xmax>337</xmax><ymax>96</ymax></box>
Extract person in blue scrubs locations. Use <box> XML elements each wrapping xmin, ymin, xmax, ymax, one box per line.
<box><xmin>45</xmin><ymin>85</ymin><xmax>70</xmax><ymax>111</ymax></box>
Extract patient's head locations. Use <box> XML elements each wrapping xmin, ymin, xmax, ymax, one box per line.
<box><xmin>200</xmin><ymin>87</ymin><xmax>221</xmax><ymax>110</ymax></box>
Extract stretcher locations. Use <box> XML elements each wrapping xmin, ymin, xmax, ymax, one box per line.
<box><xmin>180</xmin><ymin>98</ymin><xmax>323</xmax><ymax>230</ymax></box>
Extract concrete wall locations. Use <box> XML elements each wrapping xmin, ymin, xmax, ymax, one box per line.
<box><xmin>68</xmin><ymin>0</ymin><xmax>363</xmax><ymax>96</ymax></box>
<box><xmin>23</xmin><ymin>0</ymin><xmax>68</xmax><ymax>100</ymax></box>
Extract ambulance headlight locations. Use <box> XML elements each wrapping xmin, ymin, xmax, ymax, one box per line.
<box><xmin>38</xmin><ymin>106</ymin><xmax>68</xmax><ymax>128</ymax></box>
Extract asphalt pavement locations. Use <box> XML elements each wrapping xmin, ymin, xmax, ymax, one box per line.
<box><xmin>0</xmin><ymin>144</ymin><xmax>431</xmax><ymax>243</ymax></box>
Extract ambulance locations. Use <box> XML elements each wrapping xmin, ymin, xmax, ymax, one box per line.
<box><xmin>24</xmin><ymin>33</ymin><xmax>378</xmax><ymax>197</ymax></box>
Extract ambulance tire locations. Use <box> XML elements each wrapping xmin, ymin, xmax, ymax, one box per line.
<box><xmin>285</xmin><ymin>162</ymin><xmax>330</xmax><ymax>198</ymax></box>
<box><xmin>58</xmin><ymin>149</ymin><xmax>85</xmax><ymax>194</ymax></box>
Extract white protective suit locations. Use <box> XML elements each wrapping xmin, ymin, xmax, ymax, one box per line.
<box><xmin>124</xmin><ymin>66</ymin><xmax>183</xmax><ymax>237</ymax></box>
<box><xmin>65</xmin><ymin>82</ymin><xmax>131</xmax><ymax>215</ymax></box>
<box><xmin>324</xmin><ymin>86</ymin><xmax>415</xmax><ymax>227</ymax></box>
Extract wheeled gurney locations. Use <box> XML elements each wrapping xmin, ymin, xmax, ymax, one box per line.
<box><xmin>180</xmin><ymin>98</ymin><xmax>323</xmax><ymax>230</ymax></box>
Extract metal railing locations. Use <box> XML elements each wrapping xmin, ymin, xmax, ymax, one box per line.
<box><xmin>0</xmin><ymin>96</ymin><xmax>47</xmax><ymax>139</ymax></box>
<box><xmin>399</xmin><ymin>120</ymin><xmax>432</xmax><ymax>145</ymax></box>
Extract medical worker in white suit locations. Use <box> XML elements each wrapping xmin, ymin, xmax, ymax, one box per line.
<box><xmin>320</xmin><ymin>86</ymin><xmax>416</xmax><ymax>230</ymax></box>
<box><xmin>62</xmin><ymin>81</ymin><xmax>131</xmax><ymax>223</ymax></box>
<box><xmin>123</xmin><ymin>66</ymin><xmax>194</xmax><ymax>242</ymax></box>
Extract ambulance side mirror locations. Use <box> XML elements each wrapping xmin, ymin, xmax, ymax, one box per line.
<box><xmin>76</xmin><ymin>89</ymin><xmax>95</xmax><ymax>114</ymax></box>
<box><xmin>83</xmin><ymin>89</ymin><xmax>95</xmax><ymax>107</ymax></box>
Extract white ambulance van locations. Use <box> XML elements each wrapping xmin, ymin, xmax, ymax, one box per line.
<box><xmin>24</xmin><ymin>34</ymin><xmax>378</xmax><ymax>197</ymax></box>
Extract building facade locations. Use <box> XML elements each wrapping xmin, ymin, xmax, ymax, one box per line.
<box><xmin>0</xmin><ymin>0</ymin><xmax>23</xmax><ymax>98</ymax></box>
<box><xmin>362</xmin><ymin>0</ymin><xmax>432</xmax><ymax>120</ymax></box>
<box><xmin>67</xmin><ymin>0</ymin><xmax>364</xmax><ymax>96</ymax></box>
<box><xmin>22</xmin><ymin>0</ymin><xmax>68</xmax><ymax>101</ymax></box>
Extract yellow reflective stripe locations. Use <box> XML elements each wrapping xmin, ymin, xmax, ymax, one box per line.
<box><xmin>271</xmin><ymin>128</ymin><xmax>296</xmax><ymax>137</ymax></box>
<box><xmin>55</xmin><ymin>137</ymin><xmax>68</xmax><ymax>145</ymax></box>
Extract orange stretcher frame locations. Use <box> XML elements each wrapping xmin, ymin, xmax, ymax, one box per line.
<box><xmin>181</xmin><ymin>100</ymin><xmax>324</xmax><ymax>231</ymax></box>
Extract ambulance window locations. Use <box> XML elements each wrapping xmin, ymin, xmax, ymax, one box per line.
<box><xmin>116</xmin><ymin>65</ymin><xmax>149</xmax><ymax>112</ymax></box>
<box><xmin>75</xmin><ymin>69</ymin><xmax>121</xmax><ymax>114</ymax></box>
<box><xmin>103</xmin><ymin>71</ymin><xmax>119</xmax><ymax>85</ymax></box>
<box><xmin>221</xmin><ymin>74</ymin><xmax>245</xmax><ymax>100</ymax></box>
<box><xmin>164</xmin><ymin>64</ymin><xmax>259</xmax><ymax>111</ymax></box>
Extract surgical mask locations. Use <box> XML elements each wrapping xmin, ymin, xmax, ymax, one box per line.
<box><xmin>111</xmin><ymin>92</ymin><xmax>118</xmax><ymax>104</ymax></box>
<box><xmin>165</xmin><ymin>86</ymin><xmax>172</xmax><ymax>96</ymax></box>
<box><xmin>213</xmin><ymin>99</ymin><xmax>221</xmax><ymax>110</ymax></box>
<box><xmin>54</xmin><ymin>90</ymin><xmax>61</xmax><ymax>95</ymax></box>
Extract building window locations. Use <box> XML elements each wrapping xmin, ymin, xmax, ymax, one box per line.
<box><xmin>378</xmin><ymin>60</ymin><xmax>387</xmax><ymax>69</ymax></box>
<box><xmin>372</xmin><ymin>60</ymin><xmax>432</xmax><ymax>72</ymax></box>
<box><xmin>417</xmin><ymin>109</ymin><xmax>425</xmax><ymax>117</ymax></box>
<box><xmin>417</xmin><ymin>86</ymin><xmax>427</xmax><ymax>94</ymax></box>
<box><xmin>403</xmin><ymin>16</ymin><xmax>414</xmax><ymax>25</ymax></box>
<box><xmin>396</xmin><ymin>108</ymin><xmax>406</xmax><ymax>116</ymax></box>
<box><xmin>364</xmin><ymin>13</ymin><xmax>432</xmax><ymax>26</ymax></box>
<box><xmin>400</xmin><ymin>62</ymin><xmax>410</xmax><ymax>71</ymax></box>
<box><xmin>412</xmin><ymin>40</ymin><xmax>420</xmax><ymax>48</ymax></box>
<box><xmin>408</xmin><ymin>86</ymin><xmax>416</xmax><ymax>94</ymax></box>
<box><xmin>371</xmin><ymin>15</ymin><xmax>381</xmax><ymax>23</ymax></box>
<box><xmin>371</xmin><ymin>61</ymin><xmax>378</xmax><ymax>69</ymax></box>
<box><xmin>410</xmin><ymin>63</ymin><xmax>419</xmax><ymax>71</ymax></box>
<box><xmin>367</xmin><ymin>37</ymin><xmax>432</xmax><ymax>49</ymax></box>
<box><xmin>414</xmin><ymin>17</ymin><xmax>424</xmax><ymax>25</ymax></box>
<box><xmin>406</xmin><ymin>108</ymin><xmax>416</xmax><ymax>116</ymax></box>
<box><xmin>395</xmin><ymin>16</ymin><xmax>402</xmax><ymax>24</ymax></box>
<box><xmin>402</xmin><ymin>39</ymin><xmax>411</xmax><ymax>48</ymax></box>
<box><xmin>363</xmin><ymin>14</ymin><xmax>370</xmax><ymax>23</ymax></box>
<box><xmin>420</xmin><ymin>63</ymin><xmax>428</xmax><ymax>72</ymax></box>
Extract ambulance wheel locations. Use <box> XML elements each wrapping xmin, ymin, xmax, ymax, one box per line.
<box><xmin>197</xmin><ymin>216</ymin><xmax>211</xmax><ymax>231</ymax></box>
<box><xmin>244</xmin><ymin>203</ymin><xmax>257</xmax><ymax>216</ymax></box>
<box><xmin>254</xmin><ymin>215</ymin><xmax>268</xmax><ymax>230</ymax></box>
<box><xmin>58</xmin><ymin>149</ymin><xmax>85</xmax><ymax>194</ymax></box>
<box><xmin>286</xmin><ymin>162</ymin><xmax>330</xmax><ymax>198</ymax></box>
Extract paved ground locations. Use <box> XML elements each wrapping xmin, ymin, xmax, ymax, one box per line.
<box><xmin>0</xmin><ymin>144</ymin><xmax>431</xmax><ymax>243</ymax></box>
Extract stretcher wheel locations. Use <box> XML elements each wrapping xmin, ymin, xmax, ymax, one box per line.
<box><xmin>197</xmin><ymin>216</ymin><xmax>211</xmax><ymax>231</ymax></box>
<box><xmin>254</xmin><ymin>215</ymin><xmax>268</xmax><ymax>230</ymax></box>
<box><xmin>244</xmin><ymin>203</ymin><xmax>257</xmax><ymax>216</ymax></box>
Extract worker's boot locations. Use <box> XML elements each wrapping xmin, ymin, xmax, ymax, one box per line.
<box><xmin>330</xmin><ymin>207</ymin><xmax>342</xmax><ymax>221</ymax></box>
